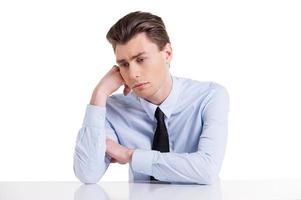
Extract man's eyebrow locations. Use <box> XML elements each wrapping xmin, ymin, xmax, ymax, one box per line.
<box><xmin>116</xmin><ymin>52</ymin><xmax>146</xmax><ymax>63</ymax></box>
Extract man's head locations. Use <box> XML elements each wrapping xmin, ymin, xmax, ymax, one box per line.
<box><xmin>106</xmin><ymin>11</ymin><xmax>173</xmax><ymax>102</ymax></box>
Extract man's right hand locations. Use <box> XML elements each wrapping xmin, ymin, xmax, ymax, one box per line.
<box><xmin>90</xmin><ymin>65</ymin><xmax>131</xmax><ymax>106</ymax></box>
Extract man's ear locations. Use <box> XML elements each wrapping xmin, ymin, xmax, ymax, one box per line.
<box><xmin>163</xmin><ymin>43</ymin><xmax>172</xmax><ymax>63</ymax></box>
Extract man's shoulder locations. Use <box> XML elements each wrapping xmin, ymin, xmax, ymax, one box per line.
<box><xmin>174</xmin><ymin>76</ymin><xmax>227</xmax><ymax>95</ymax></box>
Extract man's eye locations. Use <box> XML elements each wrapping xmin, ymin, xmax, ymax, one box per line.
<box><xmin>120</xmin><ymin>63</ymin><xmax>129</xmax><ymax>67</ymax></box>
<box><xmin>137</xmin><ymin>58</ymin><xmax>145</xmax><ymax>63</ymax></box>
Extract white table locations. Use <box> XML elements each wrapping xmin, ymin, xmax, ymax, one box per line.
<box><xmin>1</xmin><ymin>180</ymin><xmax>301</xmax><ymax>200</ymax></box>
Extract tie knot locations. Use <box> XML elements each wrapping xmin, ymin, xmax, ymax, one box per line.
<box><xmin>155</xmin><ymin>107</ymin><xmax>165</xmax><ymax>121</ymax></box>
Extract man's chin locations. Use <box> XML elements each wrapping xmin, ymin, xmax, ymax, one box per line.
<box><xmin>133</xmin><ymin>89</ymin><xmax>151</xmax><ymax>98</ymax></box>
<box><xmin>134</xmin><ymin>90</ymin><xmax>159</xmax><ymax>103</ymax></box>
<box><xmin>133</xmin><ymin>91</ymin><xmax>147</xmax><ymax>98</ymax></box>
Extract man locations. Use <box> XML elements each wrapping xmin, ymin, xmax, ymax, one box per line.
<box><xmin>73</xmin><ymin>11</ymin><xmax>229</xmax><ymax>185</ymax></box>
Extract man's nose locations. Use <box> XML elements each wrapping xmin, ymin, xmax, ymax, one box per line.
<box><xmin>128</xmin><ymin>63</ymin><xmax>141</xmax><ymax>79</ymax></box>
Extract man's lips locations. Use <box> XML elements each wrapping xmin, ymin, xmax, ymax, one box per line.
<box><xmin>133</xmin><ymin>82</ymin><xmax>149</xmax><ymax>89</ymax></box>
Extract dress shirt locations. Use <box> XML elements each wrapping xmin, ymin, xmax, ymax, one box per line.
<box><xmin>73</xmin><ymin>75</ymin><xmax>230</xmax><ymax>184</ymax></box>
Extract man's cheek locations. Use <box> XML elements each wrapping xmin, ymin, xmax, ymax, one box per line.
<box><xmin>120</xmin><ymin>73</ymin><xmax>130</xmax><ymax>85</ymax></box>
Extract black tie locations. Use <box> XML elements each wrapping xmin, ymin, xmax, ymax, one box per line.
<box><xmin>150</xmin><ymin>107</ymin><xmax>170</xmax><ymax>181</ymax></box>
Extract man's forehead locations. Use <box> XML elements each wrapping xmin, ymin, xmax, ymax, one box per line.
<box><xmin>115</xmin><ymin>33</ymin><xmax>159</xmax><ymax>60</ymax></box>
<box><xmin>115</xmin><ymin>41</ymin><xmax>146</xmax><ymax>59</ymax></box>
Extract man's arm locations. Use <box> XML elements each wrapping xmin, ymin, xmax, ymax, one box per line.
<box><xmin>73</xmin><ymin>104</ymin><xmax>116</xmax><ymax>183</ymax></box>
<box><xmin>73</xmin><ymin>65</ymin><xmax>130</xmax><ymax>183</ymax></box>
<box><xmin>129</xmin><ymin>85</ymin><xmax>229</xmax><ymax>184</ymax></box>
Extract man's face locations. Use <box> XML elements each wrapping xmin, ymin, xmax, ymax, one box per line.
<box><xmin>115</xmin><ymin>33</ymin><xmax>172</xmax><ymax>99</ymax></box>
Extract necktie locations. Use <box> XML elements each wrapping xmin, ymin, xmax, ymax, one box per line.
<box><xmin>150</xmin><ymin>107</ymin><xmax>170</xmax><ymax>181</ymax></box>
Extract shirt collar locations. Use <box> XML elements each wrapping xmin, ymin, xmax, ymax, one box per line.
<box><xmin>137</xmin><ymin>75</ymin><xmax>180</xmax><ymax>121</ymax></box>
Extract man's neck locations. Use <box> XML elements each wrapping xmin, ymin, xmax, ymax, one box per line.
<box><xmin>145</xmin><ymin>74</ymin><xmax>173</xmax><ymax>105</ymax></box>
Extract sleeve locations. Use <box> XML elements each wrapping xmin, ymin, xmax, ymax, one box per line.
<box><xmin>73</xmin><ymin>104</ymin><xmax>119</xmax><ymax>184</ymax></box>
<box><xmin>130</xmin><ymin>84</ymin><xmax>230</xmax><ymax>185</ymax></box>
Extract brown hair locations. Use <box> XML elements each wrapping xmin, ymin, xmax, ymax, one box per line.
<box><xmin>106</xmin><ymin>11</ymin><xmax>170</xmax><ymax>52</ymax></box>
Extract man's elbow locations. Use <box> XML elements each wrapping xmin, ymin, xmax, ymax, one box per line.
<box><xmin>195</xmin><ymin>168</ymin><xmax>219</xmax><ymax>185</ymax></box>
<box><xmin>73</xmin><ymin>164</ymin><xmax>103</xmax><ymax>184</ymax></box>
<box><xmin>202</xmin><ymin>174</ymin><xmax>218</xmax><ymax>185</ymax></box>
<box><xmin>76</xmin><ymin>173</ymin><xmax>101</xmax><ymax>184</ymax></box>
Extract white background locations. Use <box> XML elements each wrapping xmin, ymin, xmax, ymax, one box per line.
<box><xmin>0</xmin><ymin>0</ymin><xmax>300</xmax><ymax>181</ymax></box>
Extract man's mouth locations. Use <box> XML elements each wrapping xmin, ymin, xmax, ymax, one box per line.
<box><xmin>133</xmin><ymin>82</ymin><xmax>149</xmax><ymax>89</ymax></box>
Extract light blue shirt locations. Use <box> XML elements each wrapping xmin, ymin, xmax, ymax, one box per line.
<box><xmin>73</xmin><ymin>76</ymin><xmax>230</xmax><ymax>184</ymax></box>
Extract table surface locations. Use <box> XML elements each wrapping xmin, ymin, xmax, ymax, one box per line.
<box><xmin>1</xmin><ymin>180</ymin><xmax>301</xmax><ymax>200</ymax></box>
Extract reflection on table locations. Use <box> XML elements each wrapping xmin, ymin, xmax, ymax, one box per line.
<box><xmin>75</xmin><ymin>180</ymin><xmax>222</xmax><ymax>200</ymax></box>
<box><xmin>1</xmin><ymin>180</ymin><xmax>301</xmax><ymax>200</ymax></box>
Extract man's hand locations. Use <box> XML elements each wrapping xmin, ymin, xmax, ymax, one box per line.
<box><xmin>106</xmin><ymin>138</ymin><xmax>134</xmax><ymax>164</ymax></box>
<box><xmin>90</xmin><ymin>65</ymin><xmax>131</xmax><ymax>106</ymax></box>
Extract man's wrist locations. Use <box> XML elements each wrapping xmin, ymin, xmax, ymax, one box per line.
<box><xmin>127</xmin><ymin>149</ymin><xmax>135</xmax><ymax>162</ymax></box>
<box><xmin>90</xmin><ymin>90</ymin><xmax>109</xmax><ymax>106</ymax></box>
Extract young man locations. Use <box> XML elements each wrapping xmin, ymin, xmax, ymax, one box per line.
<box><xmin>73</xmin><ymin>11</ymin><xmax>229</xmax><ymax>185</ymax></box>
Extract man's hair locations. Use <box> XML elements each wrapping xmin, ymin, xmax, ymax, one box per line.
<box><xmin>106</xmin><ymin>11</ymin><xmax>170</xmax><ymax>52</ymax></box>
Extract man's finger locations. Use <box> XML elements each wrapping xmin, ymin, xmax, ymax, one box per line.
<box><xmin>123</xmin><ymin>84</ymin><xmax>131</xmax><ymax>96</ymax></box>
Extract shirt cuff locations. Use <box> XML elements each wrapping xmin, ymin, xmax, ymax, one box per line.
<box><xmin>130</xmin><ymin>149</ymin><xmax>157</xmax><ymax>176</ymax></box>
<box><xmin>82</xmin><ymin>104</ymin><xmax>106</xmax><ymax>129</ymax></box>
